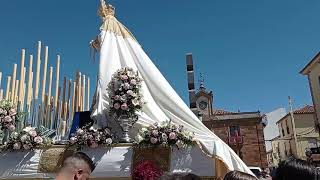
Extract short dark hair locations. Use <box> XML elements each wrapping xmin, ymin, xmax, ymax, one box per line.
<box><xmin>273</xmin><ymin>157</ymin><xmax>318</xmax><ymax>180</ymax></box>
<box><xmin>159</xmin><ymin>172</ymin><xmax>200</xmax><ymax>180</ymax></box>
<box><xmin>62</xmin><ymin>152</ymin><xmax>95</xmax><ymax>172</ymax></box>
<box><xmin>223</xmin><ymin>170</ymin><xmax>257</xmax><ymax>180</ymax></box>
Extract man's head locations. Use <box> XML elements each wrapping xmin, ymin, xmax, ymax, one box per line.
<box><xmin>58</xmin><ymin>152</ymin><xmax>95</xmax><ymax>180</ymax></box>
<box><xmin>273</xmin><ymin>157</ymin><xmax>318</xmax><ymax>180</ymax></box>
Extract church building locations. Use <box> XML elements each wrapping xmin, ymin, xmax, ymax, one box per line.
<box><xmin>185</xmin><ymin>53</ymin><xmax>268</xmax><ymax>168</ymax></box>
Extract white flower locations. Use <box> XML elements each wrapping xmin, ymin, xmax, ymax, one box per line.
<box><xmin>127</xmin><ymin>90</ymin><xmax>134</xmax><ymax>96</ymax></box>
<box><xmin>20</xmin><ymin>134</ymin><xmax>29</xmax><ymax>142</ymax></box>
<box><xmin>89</xmin><ymin>126</ymin><xmax>97</xmax><ymax>132</ymax></box>
<box><xmin>127</xmin><ymin>70</ymin><xmax>135</xmax><ymax>78</ymax></box>
<box><xmin>70</xmin><ymin>137</ymin><xmax>77</xmax><ymax>144</ymax></box>
<box><xmin>176</xmin><ymin>140</ymin><xmax>184</xmax><ymax>149</ymax></box>
<box><xmin>136</xmin><ymin>134</ymin><xmax>144</xmax><ymax>143</ymax></box>
<box><xmin>34</xmin><ymin>136</ymin><xmax>43</xmax><ymax>144</ymax></box>
<box><xmin>77</xmin><ymin>129</ymin><xmax>84</xmax><ymax>135</ymax></box>
<box><xmin>161</xmin><ymin>133</ymin><xmax>168</xmax><ymax>142</ymax></box>
<box><xmin>141</xmin><ymin>127</ymin><xmax>147</xmax><ymax>132</ymax></box>
<box><xmin>23</xmin><ymin>126</ymin><xmax>34</xmax><ymax>133</ymax></box>
<box><xmin>105</xmin><ymin>138</ymin><xmax>112</xmax><ymax>145</ymax></box>
<box><xmin>13</xmin><ymin>142</ymin><xmax>21</xmax><ymax>150</ymax></box>
<box><xmin>132</xmin><ymin>98</ymin><xmax>139</xmax><ymax>106</ymax></box>
<box><xmin>11</xmin><ymin>132</ymin><xmax>19</xmax><ymax>139</ymax></box>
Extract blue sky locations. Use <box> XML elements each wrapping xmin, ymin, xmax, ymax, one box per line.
<box><xmin>0</xmin><ymin>0</ymin><xmax>318</xmax><ymax>113</ymax></box>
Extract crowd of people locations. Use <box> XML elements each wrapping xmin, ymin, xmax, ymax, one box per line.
<box><xmin>55</xmin><ymin>152</ymin><xmax>320</xmax><ymax>180</ymax></box>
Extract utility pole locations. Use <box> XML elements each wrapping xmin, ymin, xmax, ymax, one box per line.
<box><xmin>288</xmin><ymin>96</ymin><xmax>299</xmax><ymax>158</ymax></box>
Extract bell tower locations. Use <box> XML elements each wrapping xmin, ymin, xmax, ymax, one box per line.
<box><xmin>195</xmin><ymin>74</ymin><xmax>213</xmax><ymax>117</ymax></box>
<box><xmin>185</xmin><ymin>53</ymin><xmax>213</xmax><ymax>118</ymax></box>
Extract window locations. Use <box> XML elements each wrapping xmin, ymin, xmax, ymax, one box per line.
<box><xmin>288</xmin><ymin>141</ymin><xmax>292</xmax><ymax>155</ymax></box>
<box><xmin>284</xmin><ymin>143</ymin><xmax>287</xmax><ymax>156</ymax></box>
<box><xmin>286</xmin><ymin>120</ymin><xmax>290</xmax><ymax>135</ymax></box>
<box><xmin>279</xmin><ymin>125</ymin><xmax>282</xmax><ymax>137</ymax></box>
<box><xmin>280</xmin><ymin>123</ymin><xmax>285</xmax><ymax>137</ymax></box>
<box><xmin>229</xmin><ymin>126</ymin><xmax>240</xmax><ymax>137</ymax></box>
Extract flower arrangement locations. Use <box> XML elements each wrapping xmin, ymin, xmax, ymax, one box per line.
<box><xmin>108</xmin><ymin>67</ymin><xmax>144</xmax><ymax>118</ymax></box>
<box><xmin>69</xmin><ymin>124</ymin><xmax>113</xmax><ymax>149</ymax></box>
<box><xmin>132</xmin><ymin>160</ymin><xmax>163</xmax><ymax>180</ymax></box>
<box><xmin>5</xmin><ymin>126</ymin><xmax>52</xmax><ymax>150</ymax></box>
<box><xmin>136</xmin><ymin>121</ymin><xmax>195</xmax><ymax>149</ymax></box>
<box><xmin>0</xmin><ymin>100</ymin><xmax>20</xmax><ymax>131</ymax></box>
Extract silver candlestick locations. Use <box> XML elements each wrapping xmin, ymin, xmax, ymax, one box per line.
<box><xmin>117</xmin><ymin>115</ymin><xmax>137</xmax><ymax>143</ymax></box>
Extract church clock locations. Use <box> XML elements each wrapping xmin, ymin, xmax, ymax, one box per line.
<box><xmin>199</xmin><ymin>101</ymin><xmax>208</xmax><ymax>110</ymax></box>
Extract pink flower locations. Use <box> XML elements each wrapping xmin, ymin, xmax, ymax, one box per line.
<box><xmin>113</xmin><ymin>103</ymin><xmax>120</xmax><ymax>109</ymax></box>
<box><xmin>130</xmin><ymin>79</ymin><xmax>137</xmax><ymax>85</ymax></box>
<box><xmin>13</xmin><ymin>142</ymin><xmax>21</xmax><ymax>150</ymax></box>
<box><xmin>121</xmin><ymin>75</ymin><xmax>128</xmax><ymax>80</ymax></box>
<box><xmin>169</xmin><ymin>132</ymin><xmax>177</xmax><ymax>140</ymax></box>
<box><xmin>150</xmin><ymin>137</ymin><xmax>158</xmax><ymax>144</ymax></box>
<box><xmin>23</xmin><ymin>144</ymin><xmax>31</xmax><ymax>150</ymax></box>
<box><xmin>9</xmin><ymin>109</ymin><xmax>17</xmax><ymax>116</ymax></box>
<box><xmin>126</xmin><ymin>90</ymin><xmax>134</xmax><ymax>96</ymax></box>
<box><xmin>114</xmin><ymin>95</ymin><xmax>120</xmax><ymax>100</ymax></box>
<box><xmin>124</xmin><ymin>83</ymin><xmax>131</xmax><ymax>90</ymax></box>
<box><xmin>8</xmin><ymin>124</ymin><xmax>15</xmax><ymax>131</ymax></box>
<box><xmin>34</xmin><ymin>136</ymin><xmax>43</xmax><ymax>144</ymax></box>
<box><xmin>70</xmin><ymin>137</ymin><xmax>77</xmax><ymax>144</ymax></box>
<box><xmin>29</xmin><ymin>130</ymin><xmax>37</xmax><ymax>137</ymax></box>
<box><xmin>90</xmin><ymin>142</ymin><xmax>98</xmax><ymax>148</ymax></box>
<box><xmin>88</xmin><ymin>134</ymin><xmax>94</xmax><ymax>140</ymax></box>
<box><xmin>152</xmin><ymin>130</ymin><xmax>159</xmax><ymax>137</ymax></box>
<box><xmin>121</xmin><ymin>103</ymin><xmax>128</xmax><ymax>110</ymax></box>
<box><xmin>4</xmin><ymin>116</ymin><xmax>12</xmax><ymax>123</ymax></box>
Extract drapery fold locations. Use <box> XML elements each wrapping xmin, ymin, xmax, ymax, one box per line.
<box><xmin>91</xmin><ymin>30</ymin><xmax>253</xmax><ymax>176</ymax></box>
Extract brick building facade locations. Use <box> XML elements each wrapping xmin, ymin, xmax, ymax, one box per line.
<box><xmin>202</xmin><ymin>114</ymin><xmax>267</xmax><ymax>168</ymax></box>
<box><xmin>185</xmin><ymin>53</ymin><xmax>268</xmax><ymax>168</ymax></box>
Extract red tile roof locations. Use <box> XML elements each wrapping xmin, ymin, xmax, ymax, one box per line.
<box><xmin>293</xmin><ymin>105</ymin><xmax>314</xmax><ymax>114</ymax></box>
<box><xmin>276</xmin><ymin>105</ymin><xmax>314</xmax><ymax>124</ymax></box>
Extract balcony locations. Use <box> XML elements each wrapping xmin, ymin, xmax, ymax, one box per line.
<box><xmin>228</xmin><ymin>135</ymin><xmax>243</xmax><ymax>145</ymax></box>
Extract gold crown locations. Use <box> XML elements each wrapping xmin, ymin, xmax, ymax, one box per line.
<box><xmin>98</xmin><ymin>0</ymin><xmax>115</xmax><ymax>17</ymax></box>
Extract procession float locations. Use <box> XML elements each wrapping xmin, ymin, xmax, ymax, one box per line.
<box><xmin>0</xmin><ymin>1</ymin><xmax>253</xmax><ymax>179</ymax></box>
